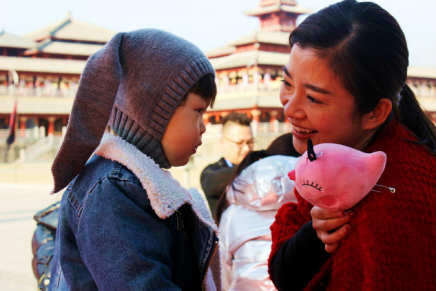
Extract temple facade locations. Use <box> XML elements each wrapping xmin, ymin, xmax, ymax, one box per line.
<box><xmin>0</xmin><ymin>14</ymin><xmax>115</xmax><ymax>139</ymax></box>
<box><xmin>1</xmin><ymin>1</ymin><xmax>436</xmax><ymax>163</ymax></box>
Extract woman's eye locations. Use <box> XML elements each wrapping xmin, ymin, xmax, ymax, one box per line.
<box><xmin>281</xmin><ymin>79</ymin><xmax>292</xmax><ymax>87</ymax></box>
<box><xmin>307</xmin><ymin>95</ymin><xmax>321</xmax><ymax>104</ymax></box>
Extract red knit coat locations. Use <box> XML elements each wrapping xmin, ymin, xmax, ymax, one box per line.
<box><xmin>269</xmin><ymin>121</ymin><xmax>436</xmax><ymax>290</ymax></box>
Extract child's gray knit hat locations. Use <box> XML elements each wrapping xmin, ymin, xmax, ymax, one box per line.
<box><xmin>51</xmin><ymin>29</ymin><xmax>215</xmax><ymax>193</ymax></box>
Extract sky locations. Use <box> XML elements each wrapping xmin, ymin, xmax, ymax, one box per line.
<box><xmin>0</xmin><ymin>0</ymin><xmax>435</xmax><ymax>67</ymax></box>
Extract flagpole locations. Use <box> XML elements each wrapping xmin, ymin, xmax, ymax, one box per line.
<box><xmin>4</xmin><ymin>69</ymin><xmax>19</xmax><ymax>163</ymax></box>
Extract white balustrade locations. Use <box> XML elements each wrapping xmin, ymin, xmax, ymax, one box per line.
<box><xmin>202</xmin><ymin>122</ymin><xmax>290</xmax><ymax>138</ymax></box>
<box><xmin>0</xmin><ymin>85</ymin><xmax>77</xmax><ymax>98</ymax></box>
<box><xmin>216</xmin><ymin>80</ymin><xmax>282</xmax><ymax>94</ymax></box>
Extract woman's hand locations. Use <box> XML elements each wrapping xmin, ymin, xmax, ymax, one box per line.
<box><xmin>310</xmin><ymin>206</ymin><xmax>354</xmax><ymax>253</ymax></box>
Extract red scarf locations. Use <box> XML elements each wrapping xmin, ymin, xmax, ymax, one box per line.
<box><xmin>269</xmin><ymin>121</ymin><xmax>436</xmax><ymax>290</ymax></box>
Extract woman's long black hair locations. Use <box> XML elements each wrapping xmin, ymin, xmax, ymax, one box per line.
<box><xmin>289</xmin><ymin>0</ymin><xmax>436</xmax><ymax>154</ymax></box>
<box><xmin>215</xmin><ymin>133</ymin><xmax>300</xmax><ymax>225</ymax></box>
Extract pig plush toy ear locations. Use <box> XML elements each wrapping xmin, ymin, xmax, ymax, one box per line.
<box><xmin>288</xmin><ymin>139</ymin><xmax>388</xmax><ymax>211</ymax></box>
<box><xmin>288</xmin><ymin>169</ymin><xmax>296</xmax><ymax>181</ymax></box>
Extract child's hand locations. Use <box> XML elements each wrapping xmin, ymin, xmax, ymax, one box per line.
<box><xmin>310</xmin><ymin>206</ymin><xmax>354</xmax><ymax>253</ymax></box>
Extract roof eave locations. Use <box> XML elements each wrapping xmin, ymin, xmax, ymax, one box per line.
<box><xmin>245</xmin><ymin>4</ymin><xmax>313</xmax><ymax>17</ymax></box>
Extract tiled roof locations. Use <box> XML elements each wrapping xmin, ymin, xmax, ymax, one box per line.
<box><xmin>0</xmin><ymin>31</ymin><xmax>36</xmax><ymax>49</ymax></box>
<box><xmin>245</xmin><ymin>3</ymin><xmax>312</xmax><ymax>16</ymax></box>
<box><xmin>227</xmin><ymin>30</ymin><xmax>289</xmax><ymax>46</ymax></box>
<box><xmin>0</xmin><ymin>56</ymin><xmax>86</xmax><ymax>74</ymax></box>
<box><xmin>25</xmin><ymin>40</ymin><xmax>104</xmax><ymax>56</ymax></box>
<box><xmin>23</xmin><ymin>17</ymin><xmax>116</xmax><ymax>43</ymax></box>
<box><xmin>205</xmin><ymin>45</ymin><xmax>235</xmax><ymax>58</ymax></box>
<box><xmin>408</xmin><ymin>67</ymin><xmax>436</xmax><ymax>79</ymax></box>
<box><xmin>209</xmin><ymin>50</ymin><xmax>289</xmax><ymax>70</ymax></box>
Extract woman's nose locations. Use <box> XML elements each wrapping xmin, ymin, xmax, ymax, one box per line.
<box><xmin>282</xmin><ymin>91</ymin><xmax>305</xmax><ymax>120</ymax></box>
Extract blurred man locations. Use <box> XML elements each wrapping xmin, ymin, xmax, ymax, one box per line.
<box><xmin>200</xmin><ymin>113</ymin><xmax>254</xmax><ymax>220</ymax></box>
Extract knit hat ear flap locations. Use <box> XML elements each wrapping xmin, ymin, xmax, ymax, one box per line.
<box><xmin>51</xmin><ymin>32</ymin><xmax>124</xmax><ymax>193</ymax></box>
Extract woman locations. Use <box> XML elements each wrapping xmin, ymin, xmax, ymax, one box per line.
<box><xmin>217</xmin><ymin>133</ymin><xmax>299</xmax><ymax>291</ymax></box>
<box><xmin>268</xmin><ymin>0</ymin><xmax>436</xmax><ymax>290</ymax></box>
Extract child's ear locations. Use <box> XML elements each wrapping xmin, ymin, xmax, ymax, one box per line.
<box><xmin>361</xmin><ymin>98</ymin><xmax>393</xmax><ymax>130</ymax></box>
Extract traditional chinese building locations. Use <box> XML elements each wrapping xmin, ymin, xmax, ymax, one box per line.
<box><xmin>0</xmin><ymin>14</ymin><xmax>115</xmax><ymax>138</ymax></box>
<box><xmin>204</xmin><ymin>0</ymin><xmax>312</xmax><ymax>127</ymax></box>
<box><xmin>205</xmin><ymin>0</ymin><xmax>436</xmax><ymax>126</ymax></box>
<box><xmin>1</xmin><ymin>1</ymin><xmax>436</xmax><ymax>163</ymax></box>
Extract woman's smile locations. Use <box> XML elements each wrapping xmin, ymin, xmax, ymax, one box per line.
<box><xmin>292</xmin><ymin>125</ymin><xmax>318</xmax><ymax>140</ymax></box>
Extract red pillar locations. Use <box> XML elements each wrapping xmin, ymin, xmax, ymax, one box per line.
<box><xmin>20</xmin><ymin>117</ymin><xmax>27</xmax><ymax>137</ymax></box>
<box><xmin>270</xmin><ymin>111</ymin><xmax>278</xmax><ymax>124</ymax></box>
<box><xmin>284</xmin><ymin>115</ymin><xmax>291</xmax><ymax>132</ymax></box>
<box><xmin>48</xmin><ymin>117</ymin><xmax>55</xmax><ymax>136</ymax></box>
<box><xmin>270</xmin><ymin>111</ymin><xmax>278</xmax><ymax>132</ymax></box>
<box><xmin>251</xmin><ymin>110</ymin><xmax>261</xmax><ymax>123</ymax></box>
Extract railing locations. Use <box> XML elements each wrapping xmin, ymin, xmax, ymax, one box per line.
<box><xmin>1</xmin><ymin>81</ymin><xmax>435</xmax><ymax>98</ymax></box>
<box><xmin>0</xmin><ymin>83</ymin><xmax>279</xmax><ymax>97</ymax></box>
<box><xmin>408</xmin><ymin>81</ymin><xmax>436</xmax><ymax>98</ymax></box>
<box><xmin>253</xmin><ymin>121</ymin><xmax>291</xmax><ymax>134</ymax></box>
<box><xmin>0</xmin><ymin>123</ymin><xmax>289</xmax><ymax>142</ymax></box>
<box><xmin>203</xmin><ymin>121</ymin><xmax>291</xmax><ymax>137</ymax></box>
<box><xmin>0</xmin><ymin>85</ymin><xmax>77</xmax><ymax>98</ymax></box>
<box><xmin>216</xmin><ymin>81</ymin><xmax>282</xmax><ymax>94</ymax></box>
<box><xmin>17</xmin><ymin>135</ymin><xmax>63</xmax><ymax>163</ymax></box>
<box><xmin>0</xmin><ymin>127</ymin><xmax>47</xmax><ymax>141</ymax></box>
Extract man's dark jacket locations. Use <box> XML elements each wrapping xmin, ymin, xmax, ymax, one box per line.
<box><xmin>200</xmin><ymin>158</ymin><xmax>235</xmax><ymax>221</ymax></box>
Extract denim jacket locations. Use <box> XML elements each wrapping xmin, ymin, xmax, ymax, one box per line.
<box><xmin>49</xmin><ymin>134</ymin><xmax>221</xmax><ymax>291</ymax></box>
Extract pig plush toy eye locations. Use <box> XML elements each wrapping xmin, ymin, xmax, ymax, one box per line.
<box><xmin>288</xmin><ymin>139</ymin><xmax>390</xmax><ymax>211</ymax></box>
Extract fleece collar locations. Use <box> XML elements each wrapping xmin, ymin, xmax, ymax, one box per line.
<box><xmin>95</xmin><ymin>133</ymin><xmax>218</xmax><ymax>234</ymax></box>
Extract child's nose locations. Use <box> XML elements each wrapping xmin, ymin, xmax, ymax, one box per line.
<box><xmin>200</xmin><ymin>119</ymin><xmax>206</xmax><ymax>135</ymax></box>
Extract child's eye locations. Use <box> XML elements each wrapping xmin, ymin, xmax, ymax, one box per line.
<box><xmin>307</xmin><ymin>95</ymin><xmax>321</xmax><ymax>104</ymax></box>
<box><xmin>196</xmin><ymin>108</ymin><xmax>204</xmax><ymax>114</ymax></box>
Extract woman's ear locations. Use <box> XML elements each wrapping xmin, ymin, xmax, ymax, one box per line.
<box><xmin>361</xmin><ymin>98</ymin><xmax>393</xmax><ymax>130</ymax></box>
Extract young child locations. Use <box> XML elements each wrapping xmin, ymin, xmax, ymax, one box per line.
<box><xmin>49</xmin><ymin>29</ymin><xmax>220</xmax><ymax>291</ymax></box>
<box><xmin>216</xmin><ymin>133</ymin><xmax>299</xmax><ymax>291</ymax></box>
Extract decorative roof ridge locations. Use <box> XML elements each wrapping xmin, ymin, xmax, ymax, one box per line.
<box><xmin>49</xmin><ymin>18</ymin><xmax>72</xmax><ymax>38</ymax></box>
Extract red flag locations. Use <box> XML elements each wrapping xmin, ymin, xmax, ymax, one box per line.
<box><xmin>6</xmin><ymin>101</ymin><xmax>17</xmax><ymax>146</ymax></box>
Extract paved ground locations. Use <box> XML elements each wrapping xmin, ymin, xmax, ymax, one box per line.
<box><xmin>0</xmin><ymin>163</ymin><xmax>53</xmax><ymax>185</ymax></box>
<box><xmin>0</xmin><ymin>183</ymin><xmax>60</xmax><ymax>291</ymax></box>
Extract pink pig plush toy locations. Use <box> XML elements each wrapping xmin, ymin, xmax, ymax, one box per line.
<box><xmin>288</xmin><ymin>139</ymin><xmax>388</xmax><ymax>211</ymax></box>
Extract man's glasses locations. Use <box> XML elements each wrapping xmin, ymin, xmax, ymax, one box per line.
<box><xmin>223</xmin><ymin>136</ymin><xmax>255</xmax><ymax>148</ymax></box>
